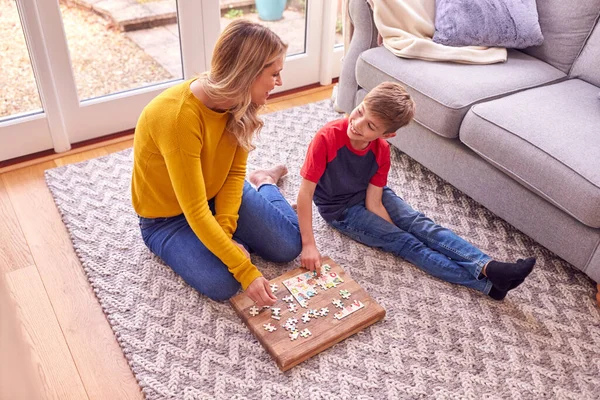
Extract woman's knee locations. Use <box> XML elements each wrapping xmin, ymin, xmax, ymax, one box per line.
<box><xmin>192</xmin><ymin>275</ymin><xmax>241</xmax><ymax>302</ymax></box>
<box><xmin>203</xmin><ymin>281</ymin><xmax>241</xmax><ymax>302</ymax></box>
<box><xmin>171</xmin><ymin>260</ymin><xmax>242</xmax><ymax>301</ymax></box>
<box><xmin>266</xmin><ymin>234</ymin><xmax>302</xmax><ymax>263</ymax></box>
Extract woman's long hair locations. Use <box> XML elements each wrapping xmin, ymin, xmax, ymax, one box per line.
<box><xmin>198</xmin><ymin>20</ymin><xmax>287</xmax><ymax>151</ymax></box>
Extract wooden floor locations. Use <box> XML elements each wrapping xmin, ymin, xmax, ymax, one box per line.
<box><xmin>0</xmin><ymin>86</ymin><xmax>333</xmax><ymax>400</ymax></box>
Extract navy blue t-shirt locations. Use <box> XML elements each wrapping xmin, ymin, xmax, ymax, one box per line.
<box><xmin>300</xmin><ymin>118</ymin><xmax>391</xmax><ymax>222</ymax></box>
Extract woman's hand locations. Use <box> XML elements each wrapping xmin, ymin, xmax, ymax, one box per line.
<box><xmin>246</xmin><ymin>277</ymin><xmax>277</xmax><ymax>307</ymax></box>
<box><xmin>301</xmin><ymin>244</ymin><xmax>322</xmax><ymax>275</ymax></box>
<box><xmin>232</xmin><ymin>239</ymin><xmax>250</xmax><ymax>259</ymax></box>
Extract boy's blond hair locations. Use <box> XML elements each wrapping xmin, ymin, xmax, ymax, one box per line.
<box><xmin>363</xmin><ymin>82</ymin><xmax>416</xmax><ymax>133</ymax></box>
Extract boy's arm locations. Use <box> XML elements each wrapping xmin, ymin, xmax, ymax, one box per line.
<box><xmin>297</xmin><ymin>178</ymin><xmax>322</xmax><ymax>272</ymax></box>
<box><xmin>365</xmin><ymin>184</ymin><xmax>394</xmax><ymax>224</ymax></box>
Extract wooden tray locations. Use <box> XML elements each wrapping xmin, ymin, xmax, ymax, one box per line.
<box><xmin>230</xmin><ymin>256</ymin><xmax>386</xmax><ymax>371</ymax></box>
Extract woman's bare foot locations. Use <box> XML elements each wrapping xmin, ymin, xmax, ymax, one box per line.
<box><xmin>249</xmin><ymin>164</ymin><xmax>288</xmax><ymax>187</ymax></box>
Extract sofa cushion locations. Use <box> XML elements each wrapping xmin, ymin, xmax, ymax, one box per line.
<box><xmin>432</xmin><ymin>0</ymin><xmax>543</xmax><ymax>49</ymax></box>
<box><xmin>356</xmin><ymin>47</ymin><xmax>565</xmax><ymax>138</ymax></box>
<box><xmin>460</xmin><ymin>79</ymin><xmax>600</xmax><ymax>228</ymax></box>
<box><xmin>521</xmin><ymin>0</ymin><xmax>600</xmax><ymax>73</ymax></box>
<box><xmin>570</xmin><ymin>22</ymin><xmax>600</xmax><ymax>87</ymax></box>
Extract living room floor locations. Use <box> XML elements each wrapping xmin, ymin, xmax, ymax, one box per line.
<box><xmin>0</xmin><ymin>85</ymin><xmax>333</xmax><ymax>400</ymax></box>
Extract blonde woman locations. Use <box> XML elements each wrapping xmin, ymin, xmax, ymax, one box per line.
<box><xmin>132</xmin><ymin>20</ymin><xmax>300</xmax><ymax>307</ymax></box>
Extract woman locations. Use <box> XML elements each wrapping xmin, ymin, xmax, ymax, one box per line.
<box><xmin>132</xmin><ymin>20</ymin><xmax>301</xmax><ymax>307</ymax></box>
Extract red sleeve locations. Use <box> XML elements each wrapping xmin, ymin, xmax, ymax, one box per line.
<box><xmin>300</xmin><ymin>131</ymin><xmax>329</xmax><ymax>183</ymax></box>
<box><xmin>369</xmin><ymin>139</ymin><xmax>391</xmax><ymax>187</ymax></box>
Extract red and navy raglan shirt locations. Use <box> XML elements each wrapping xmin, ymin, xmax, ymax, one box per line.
<box><xmin>300</xmin><ymin>118</ymin><xmax>391</xmax><ymax>222</ymax></box>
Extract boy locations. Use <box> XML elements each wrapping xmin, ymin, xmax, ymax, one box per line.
<box><xmin>297</xmin><ymin>82</ymin><xmax>535</xmax><ymax>300</ymax></box>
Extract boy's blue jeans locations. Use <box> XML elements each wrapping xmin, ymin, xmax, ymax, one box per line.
<box><xmin>329</xmin><ymin>187</ymin><xmax>494</xmax><ymax>294</ymax></box>
<box><xmin>139</xmin><ymin>182</ymin><xmax>301</xmax><ymax>301</ymax></box>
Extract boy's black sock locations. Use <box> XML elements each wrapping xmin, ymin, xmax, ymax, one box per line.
<box><xmin>488</xmin><ymin>278</ymin><xmax>526</xmax><ymax>301</ymax></box>
<box><xmin>485</xmin><ymin>257</ymin><xmax>536</xmax><ymax>291</ymax></box>
<box><xmin>488</xmin><ymin>286</ymin><xmax>508</xmax><ymax>301</ymax></box>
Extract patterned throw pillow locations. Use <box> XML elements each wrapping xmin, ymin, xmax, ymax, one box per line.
<box><xmin>433</xmin><ymin>0</ymin><xmax>544</xmax><ymax>49</ymax></box>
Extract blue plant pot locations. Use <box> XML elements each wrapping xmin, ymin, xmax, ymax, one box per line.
<box><xmin>256</xmin><ymin>0</ymin><xmax>286</xmax><ymax>21</ymax></box>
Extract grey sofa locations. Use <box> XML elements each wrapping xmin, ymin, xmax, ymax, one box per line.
<box><xmin>337</xmin><ymin>0</ymin><xmax>600</xmax><ymax>297</ymax></box>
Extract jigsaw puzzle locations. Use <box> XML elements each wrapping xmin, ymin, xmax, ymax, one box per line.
<box><xmin>230</xmin><ymin>256</ymin><xmax>386</xmax><ymax>371</ymax></box>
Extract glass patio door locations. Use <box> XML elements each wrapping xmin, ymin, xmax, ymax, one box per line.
<box><xmin>0</xmin><ymin>0</ymin><xmax>341</xmax><ymax>162</ymax></box>
<box><xmin>214</xmin><ymin>0</ymin><xmax>342</xmax><ymax>92</ymax></box>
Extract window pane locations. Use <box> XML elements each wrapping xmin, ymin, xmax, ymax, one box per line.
<box><xmin>1</xmin><ymin>0</ymin><xmax>43</xmax><ymax>119</ymax></box>
<box><xmin>59</xmin><ymin>0</ymin><xmax>182</xmax><ymax>101</ymax></box>
<box><xmin>220</xmin><ymin>0</ymin><xmax>307</xmax><ymax>56</ymax></box>
<box><xmin>335</xmin><ymin>0</ymin><xmax>343</xmax><ymax>46</ymax></box>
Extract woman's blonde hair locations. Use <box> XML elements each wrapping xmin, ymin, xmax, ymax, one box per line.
<box><xmin>198</xmin><ymin>20</ymin><xmax>287</xmax><ymax>150</ymax></box>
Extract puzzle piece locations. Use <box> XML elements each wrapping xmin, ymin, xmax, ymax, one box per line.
<box><xmin>289</xmin><ymin>330</ymin><xmax>300</xmax><ymax>341</ymax></box>
<box><xmin>271</xmin><ymin>307</ymin><xmax>281</xmax><ymax>316</ymax></box>
<box><xmin>283</xmin><ymin>322</ymin><xmax>297</xmax><ymax>331</ymax></box>
<box><xmin>339</xmin><ymin>289</ymin><xmax>351</xmax><ymax>299</ymax></box>
<box><xmin>249</xmin><ymin>306</ymin><xmax>260</xmax><ymax>317</ymax></box>
<box><xmin>270</xmin><ymin>283</ymin><xmax>279</xmax><ymax>293</ymax></box>
<box><xmin>332</xmin><ymin>299</ymin><xmax>344</xmax><ymax>309</ymax></box>
<box><xmin>286</xmin><ymin>317</ymin><xmax>298</xmax><ymax>325</ymax></box>
<box><xmin>300</xmin><ymin>328</ymin><xmax>312</xmax><ymax>338</ymax></box>
<box><xmin>263</xmin><ymin>323</ymin><xmax>277</xmax><ymax>332</ymax></box>
<box><xmin>319</xmin><ymin>307</ymin><xmax>329</xmax><ymax>317</ymax></box>
<box><xmin>288</xmin><ymin>303</ymin><xmax>298</xmax><ymax>313</ymax></box>
<box><xmin>301</xmin><ymin>313</ymin><xmax>311</xmax><ymax>323</ymax></box>
<box><xmin>334</xmin><ymin>300</ymin><xmax>365</xmax><ymax>320</ymax></box>
<box><xmin>282</xmin><ymin>295</ymin><xmax>294</xmax><ymax>303</ymax></box>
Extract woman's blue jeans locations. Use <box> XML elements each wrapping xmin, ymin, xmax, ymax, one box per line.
<box><xmin>139</xmin><ymin>182</ymin><xmax>301</xmax><ymax>301</ymax></box>
<box><xmin>329</xmin><ymin>187</ymin><xmax>493</xmax><ymax>294</ymax></box>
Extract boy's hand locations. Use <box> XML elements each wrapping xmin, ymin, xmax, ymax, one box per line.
<box><xmin>301</xmin><ymin>244</ymin><xmax>322</xmax><ymax>275</ymax></box>
<box><xmin>246</xmin><ymin>277</ymin><xmax>277</xmax><ymax>307</ymax></box>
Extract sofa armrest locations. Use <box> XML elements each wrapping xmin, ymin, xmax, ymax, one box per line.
<box><xmin>336</xmin><ymin>0</ymin><xmax>379</xmax><ymax>114</ymax></box>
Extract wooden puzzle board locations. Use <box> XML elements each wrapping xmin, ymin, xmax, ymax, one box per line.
<box><xmin>230</xmin><ymin>256</ymin><xmax>386</xmax><ymax>371</ymax></box>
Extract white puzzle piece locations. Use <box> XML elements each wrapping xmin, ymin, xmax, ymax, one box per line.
<box><xmin>282</xmin><ymin>295</ymin><xmax>294</xmax><ymax>303</ymax></box>
<box><xmin>300</xmin><ymin>328</ymin><xmax>312</xmax><ymax>338</ymax></box>
<box><xmin>249</xmin><ymin>305</ymin><xmax>260</xmax><ymax>317</ymax></box>
<box><xmin>301</xmin><ymin>313</ymin><xmax>311</xmax><ymax>323</ymax></box>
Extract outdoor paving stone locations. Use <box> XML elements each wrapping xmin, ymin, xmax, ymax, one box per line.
<box><xmin>126</xmin><ymin>24</ymin><xmax>181</xmax><ymax>78</ymax></box>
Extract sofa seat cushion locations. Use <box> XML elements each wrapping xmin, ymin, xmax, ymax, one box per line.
<box><xmin>356</xmin><ymin>47</ymin><xmax>565</xmax><ymax>139</ymax></box>
<box><xmin>460</xmin><ymin>79</ymin><xmax>600</xmax><ymax>228</ymax></box>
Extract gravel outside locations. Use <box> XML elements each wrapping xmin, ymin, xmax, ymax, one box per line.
<box><xmin>1</xmin><ymin>0</ymin><xmax>172</xmax><ymax>119</ymax></box>
<box><xmin>1</xmin><ymin>0</ymin><xmax>340</xmax><ymax>120</ymax></box>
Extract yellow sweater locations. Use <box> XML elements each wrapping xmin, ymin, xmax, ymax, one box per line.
<box><xmin>131</xmin><ymin>79</ymin><xmax>261</xmax><ymax>289</ymax></box>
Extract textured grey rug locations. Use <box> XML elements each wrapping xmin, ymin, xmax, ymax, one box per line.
<box><xmin>46</xmin><ymin>100</ymin><xmax>600</xmax><ymax>399</ymax></box>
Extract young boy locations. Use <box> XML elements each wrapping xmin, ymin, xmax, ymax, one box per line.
<box><xmin>297</xmin><ymin>82</ymin><xmax>535</xmax><ymax>300</ymax></box>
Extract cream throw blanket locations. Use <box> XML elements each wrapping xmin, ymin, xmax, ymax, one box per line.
<box><xmin>365</xmin><ymin>0</ymin><xmax>508</xmax><ymax>64</ymax></box>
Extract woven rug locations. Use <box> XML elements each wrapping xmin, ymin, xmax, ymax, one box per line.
<box><xmin>45</xmin><ymin>100</ymin><xmax>600</xmax><ymax>399</ymax></box>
